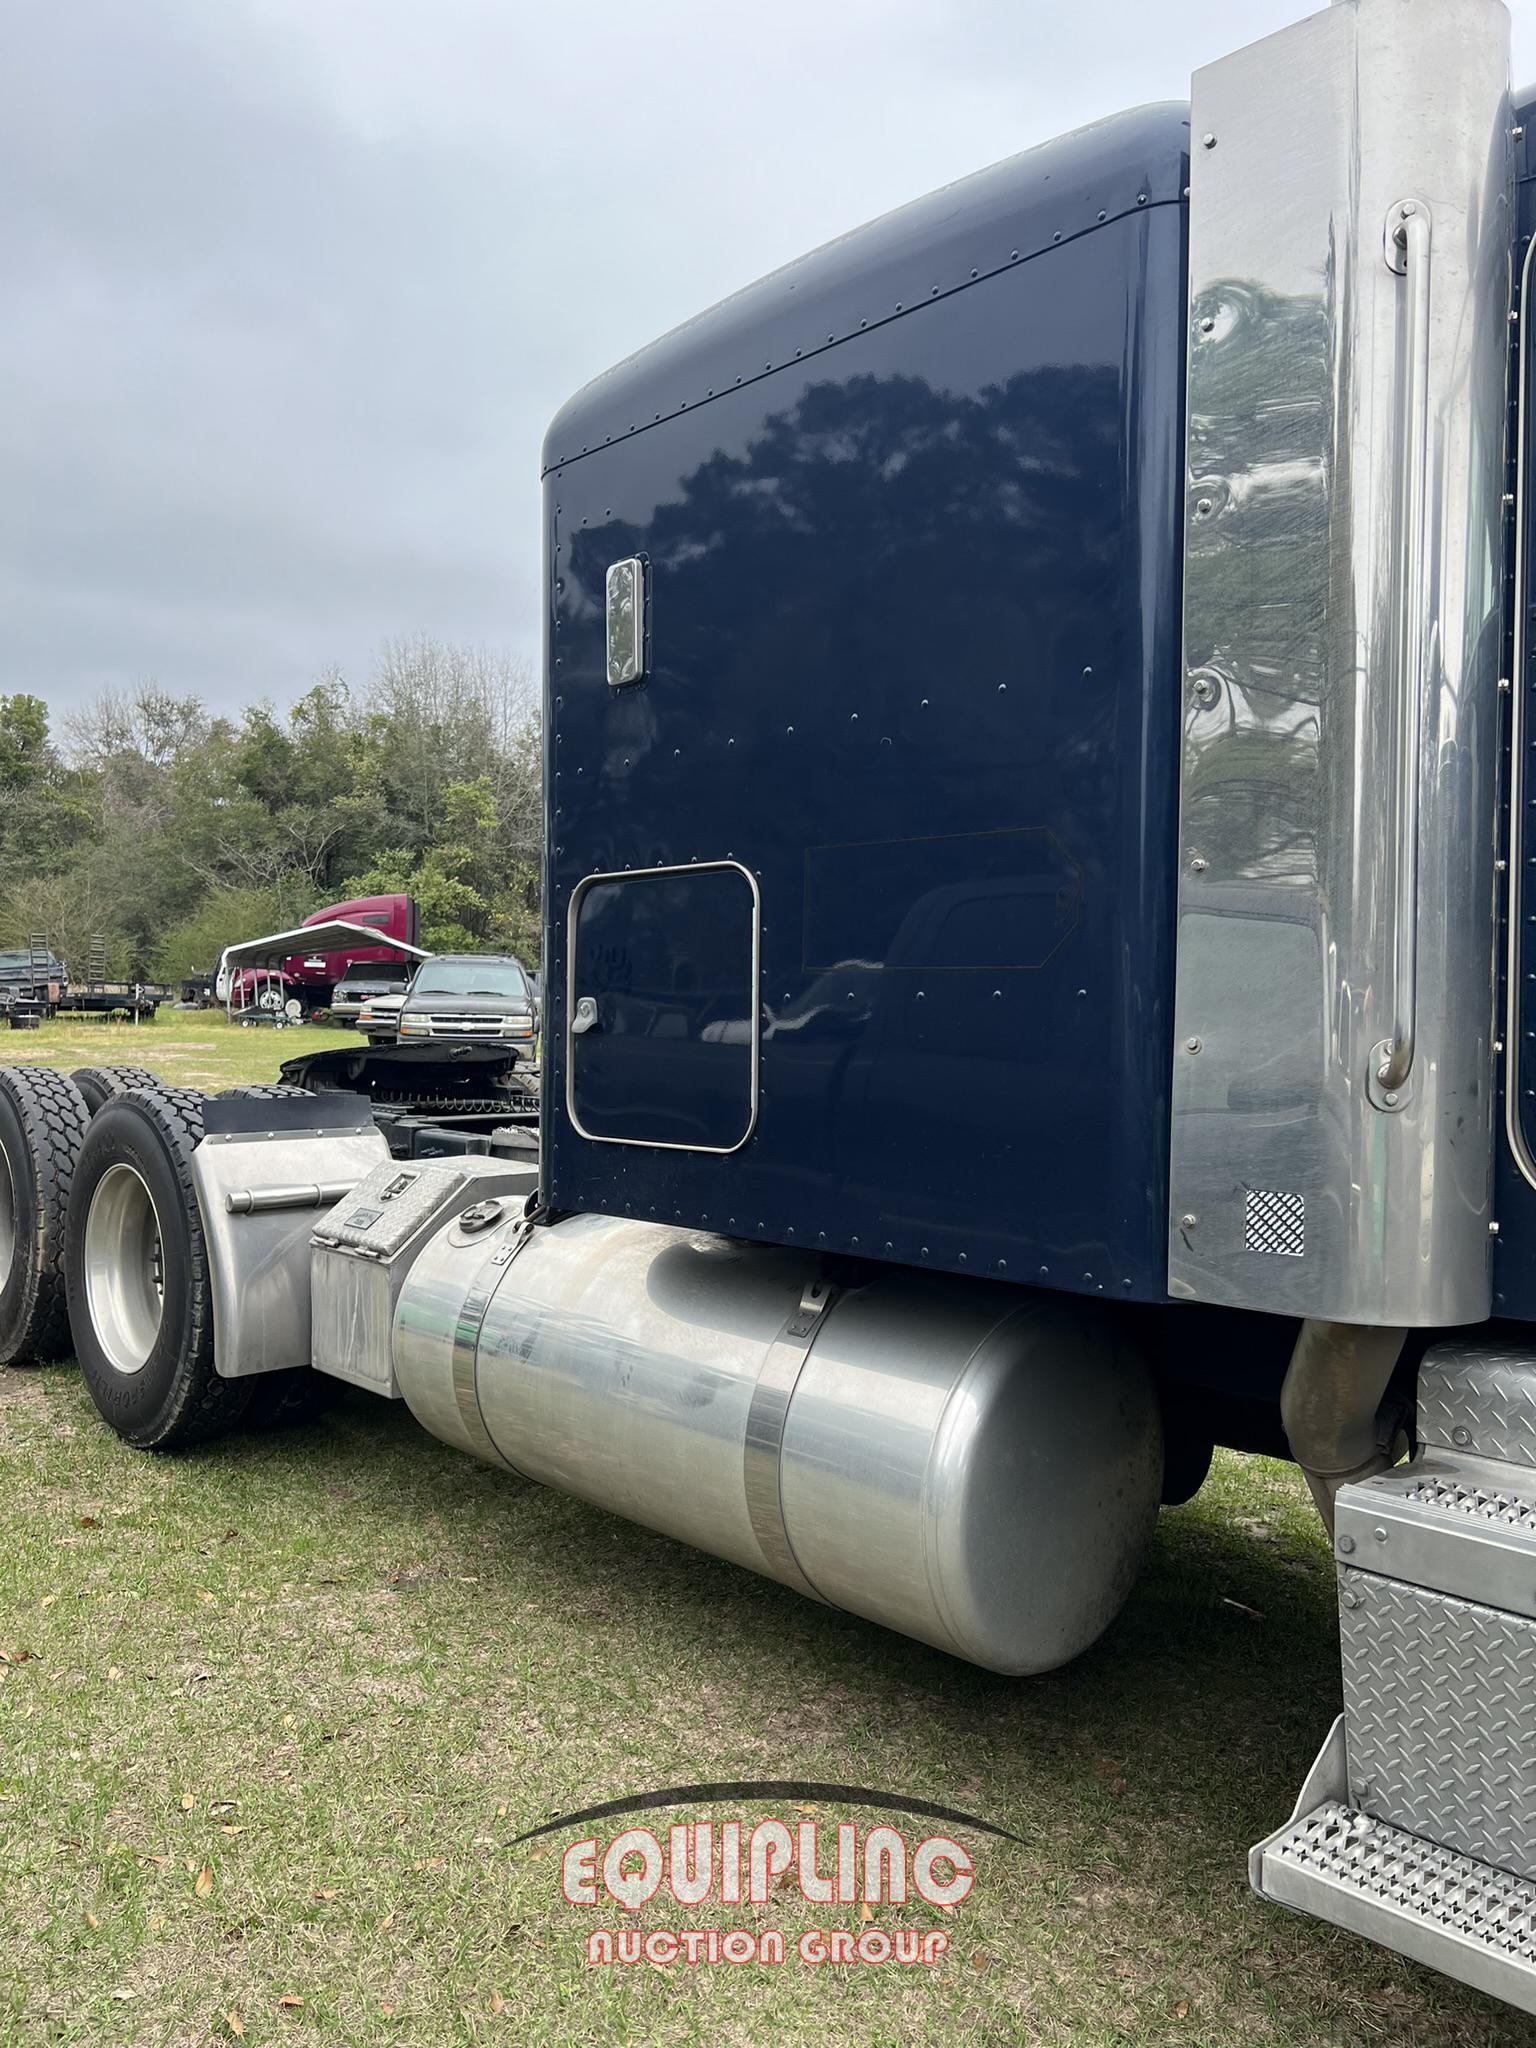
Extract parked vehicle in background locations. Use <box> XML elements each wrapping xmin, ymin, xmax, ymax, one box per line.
<box><xmin>0</xmin><ymin>946</ymin><xmax>67</xmax><ymax>1016</ymax></box>
<box><xmin>395</xmin><ymin>955</ymin><xmax>535</xmax><ymax>1047</ymax></box>
<box><xmin>329</xmin><ymin>959</ymin><xmax>416</xmax><ymax>1028</ymax></box>
<box><xmin>54</xmin><ymin>935</ymin><xmax>160</xmax><ymax>1023</ymax></box>
<box><xmin>355</xmin><ymin>992</ymin><xmax>407</xmax><ymax>1044</ymax></box>
<box><xmin>226</xmin><ymin>894</ymin><xmax>422</xmax><ymax>1014</ymax></box>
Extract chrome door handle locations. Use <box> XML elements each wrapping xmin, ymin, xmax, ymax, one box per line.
<box><xmin>1373</xmin><ymin>198</ymin><xmax>1433</xmax><ymax>1104</ymax></box>
<box><xmin>572</xmin><ymin>996</ymin><xmax>600</xmax><ymax>1036</ymax></box>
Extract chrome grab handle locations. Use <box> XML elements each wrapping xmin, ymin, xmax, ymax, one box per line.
<box><xmin>225</xmin><ymin>1179</ymin><xmax>358</xmax><ymax>1215</ymax></box>
<box><xmin>1375</xmin><ymin>199</ymin><xmax>1433</xmax><ymax>1100</ymax></box>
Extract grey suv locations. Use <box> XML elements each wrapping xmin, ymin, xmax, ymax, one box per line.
<box><xmin>395</xmin><ymin>954</ymin><xmax>536</xmax><ymax>1049</ymax></box>
<box><xmin>330</xmin><ymin>959</ymin><xmax>413</xmax><ymax>1028</ymax></box>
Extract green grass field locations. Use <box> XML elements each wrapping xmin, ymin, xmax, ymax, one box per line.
<box><xmin>0</xmin><ymin>1008</ymin><xmax>363</xmax><ymax>1093</ymax></box>
<box><xmin>2</xmin><ymin>1016</ymin><xmax>1533</xmax><ymax>2047</ymax></box>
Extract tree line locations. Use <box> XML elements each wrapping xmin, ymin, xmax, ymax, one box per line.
<box><xmin>0</xmin><ymin>638</ymin><xmax>543</xmax><ymax>984</ymax></box>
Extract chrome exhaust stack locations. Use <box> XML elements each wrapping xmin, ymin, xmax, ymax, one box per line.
<box><xmin>392</xmin><ymin>1211</ymin><xmax>1164</xmax><ymax>1674</ymax></box>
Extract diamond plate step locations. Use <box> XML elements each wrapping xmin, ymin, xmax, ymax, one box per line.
<box><xmin>1252</xmin><ymin>1722</ymin><xmax>1536</xmax><ymax>2015</ymax></box>
<box><xmin>1335</xmin><ymin>1451</ymin><xmax>1536</xmax><ymax>1624</ymax></box>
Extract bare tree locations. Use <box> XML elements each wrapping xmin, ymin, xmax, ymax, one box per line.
<box><xmin>62</xmin><ymin>682</ymin><xmax>211</xmax><ymax>774</ymax></box>
<box><xmin>369</xmin><ymin>637</ymin><xmax>539</xmax><ymax>844</ymax></box>
<box><xmin>0</xmin><ymin>870</ymin><xmax>132</xmax><ymax>979</ymax></box>
<box><xmin>178</xmin><ymin>805</ymin><xmax>344</xmax><ymax>902</ymax></box>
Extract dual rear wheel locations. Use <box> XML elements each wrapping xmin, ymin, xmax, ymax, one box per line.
<box><xmin>0</xmin><ymin>1067</ymin><xmax>336</xmax><ymax>1447</ymax></box>
<box><xmin>0</xmin><ymin>1058</ymin><xmax>191</xmax><ymax>1365</ymax></box>
<box><xmin>0</xmin><ymin>1067</ymin><xmax>91</xmax><ymax>1363</ymax></box>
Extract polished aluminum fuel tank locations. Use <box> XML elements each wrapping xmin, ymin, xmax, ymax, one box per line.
<box><xmin>393</xmin><ymin>1211</ymin><xmax>1163</xmax><ymax>1673</ymax></box>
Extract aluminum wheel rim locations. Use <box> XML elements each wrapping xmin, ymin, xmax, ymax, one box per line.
<box><xmin>83</xmin><ymin>1163</ymin><xmax>164</xmax><ymax>1375</ymax></box>
<box><xmin>0</xmin><ymin>1140</ymin><xmax>15</xmax><ymax>1280</ymax></box>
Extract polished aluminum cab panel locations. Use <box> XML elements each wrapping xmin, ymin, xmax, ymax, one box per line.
<box><xmin>1169</xmin><ymin>0</ymin><xmax>1513</xmax><ymax>1325</ymax></box>
<box><xmin>392</xmin><ymin>1212</ymin><xmax>1164</xmax><ymax>1673</ymax></box>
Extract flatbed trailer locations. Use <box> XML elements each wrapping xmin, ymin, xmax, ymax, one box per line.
<box><xmin>52</xmin><ymin>985</ymin><xmax>161</xmax><ymax>1022</ymax></box>
<box><xmin>5</xmin><ymin>0</ymin><xmax>1536</xmax><ymax>2021</ymax></box>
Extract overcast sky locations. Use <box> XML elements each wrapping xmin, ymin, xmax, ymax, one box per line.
<box><xmin>4</xmin><ymin>0</ymin><xmax>1533</xmax><ymax>720</ymax></box>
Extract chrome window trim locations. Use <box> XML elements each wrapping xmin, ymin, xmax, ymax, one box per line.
<box><xmin>564</xmin><ymin>857</ymin><xmax>762</xmax><ymax>1155</ymax></box>
<box><xmin>1505</xmin><ymin>230</ymin><xmax>1536</xmax><ymax>1194</ymax></box>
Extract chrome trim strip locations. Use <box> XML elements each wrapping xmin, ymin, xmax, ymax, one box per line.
<box><xmin>564</xmin><ymin>857</ymin><xmax>762</xmax><ymax>1155</ymax></box>
<box><xmin>1505</xmin><ymin>230</ymin><xmax>1536</xmax><ymax>1192</ymax></box>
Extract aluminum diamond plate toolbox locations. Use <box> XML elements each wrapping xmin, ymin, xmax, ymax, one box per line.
<box><xmin>312</xmin><ymin>1162</ymin><xmax>480</xmax><ymax>1259</ymax></box>
<box><xmin>310</xmin><ymin>1157</ymin><xmax>537</xmax><ymax>1395</ymax></box>
<box><xmin>1340</xmin><ymin>1563</ymin><xmax>1536</xmax><ymax>1882</ymax></box>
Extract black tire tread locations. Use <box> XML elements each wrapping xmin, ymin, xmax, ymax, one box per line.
<box><xmin>0</xmin><ymin>1066</ymin><xmax>91</xmax><ymax>1363</ymax></box>
<box><xmin>70</xmin><ymin>1065</ymin><xmax>162</xmax><ymax>1116</ymax></box>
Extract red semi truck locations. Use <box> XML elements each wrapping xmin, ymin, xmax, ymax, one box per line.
<box><xmin>223</xmin><ymin>894</ymin><xmax>421</xmax><ymax>1015</ymax></box>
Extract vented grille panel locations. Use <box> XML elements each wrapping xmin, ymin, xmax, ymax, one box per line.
<box><xmin>1244</xmin><ymin>1187</ymin><xmax>1305</xmax><ymax>1257</ymax></box>
<box><xmin>1400</xmin><ymin>1473</ymin><xmax>1536</xmax><ymax>1533</ymax></box>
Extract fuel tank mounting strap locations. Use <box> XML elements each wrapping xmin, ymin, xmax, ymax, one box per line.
<box><xmin>742</xmin><ymin>1278</ymin><xmax>838</xmax><ymax>1603</ymax></box>
<box><xmin>451</xmin><ymin>1217</ymin><xmax>535</xmax><ymax>1477</ymax></box>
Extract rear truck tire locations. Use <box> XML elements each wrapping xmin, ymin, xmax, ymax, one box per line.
<box><xmin>0</xmin><ymin>1066</ymin><xmax>92</xmax><ymax>1363</ymax></box>
<box><xmin>70</xmin><ymin>1065</ymin><xmax>162</xmax><ymax>1117</ymax></box>
<box><xmin>65</xmin><ymin>1088</ymin><xmax>253</xmax><ymax>1448</ymax></box>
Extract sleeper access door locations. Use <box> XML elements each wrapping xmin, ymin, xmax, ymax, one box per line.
<box><xmin>565</xmin><ymin>860</ymin><xmax>760</xmax><ymax>1154</ymax></box>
